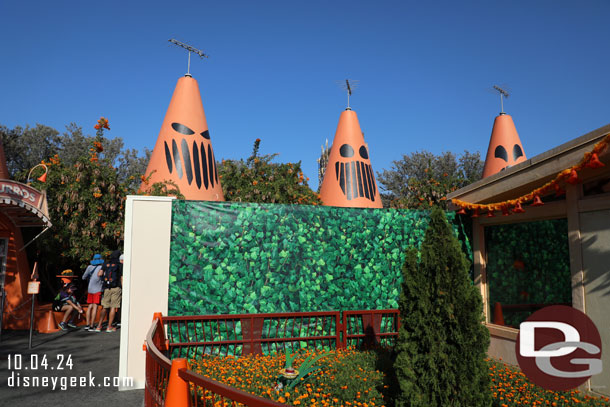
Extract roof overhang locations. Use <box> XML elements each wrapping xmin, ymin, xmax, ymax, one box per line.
<box><xmin>0</xmin><ymin>180</ymin><xmax>52</xmax><ymax>228</ymax></box>
<box><xmin>447</xmin><ymin>123</ymin><xmax>610</xmax><ymax>207</ymax></box>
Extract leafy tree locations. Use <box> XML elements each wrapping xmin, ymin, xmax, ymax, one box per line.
<box><xmin>394</xmin><ymin>207</ymin><xmax>491</xmax><ymax>407</ymax></box>
<box><xmin>0</xmin><ymin>124</ymin><xmax>60</xmax><ymax>179</ymax></box>
<box><xmin>31</xmin><ymin>118</ymin><xmax>128</xmax><ymax>279</ymax></box>
<box><xmin>0</xmin><ymin>122</ymin><xmax>149</xmax><ymax>191</ymax></box>
<box><xmin>376</xmin><ymin>151</ymin><xmax>483</xmax><ymax>209</ymax></box>
<box><xmin>219</xmin><ymin>139</ymin><xmax>321</xmax><ymax>205</ymax></box>
<box><xmin>58</xmin><ymin>123</ymin><xmax>150</xmax><ymax>191</ymax></box>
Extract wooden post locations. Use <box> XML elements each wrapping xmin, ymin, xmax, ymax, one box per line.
<box><xmin>566</xmin><ymin>184</ymin><xmax>586</xmax><ymax>314</ymax></box>
<box><xmin>472</xmin><ymin>218</ymin><xmax>489</xmax><ymax>322</ymax></box>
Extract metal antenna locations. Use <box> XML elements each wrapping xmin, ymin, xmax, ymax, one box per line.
<box><xmin>493</xmin><ymin>85</ymin><xmax>510</xmax><ymax>114</ymax></box>
<box><xmin>336</xmin><ymin>79</ymin><xmax>359</xmax><ymax>110</ymax></box>
<box><xmin>168</xmin><ymin>39</ymin><xmax>209</xmax><ymax>77</ymax></box>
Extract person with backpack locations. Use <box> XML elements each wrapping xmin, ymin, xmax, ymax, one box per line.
<box><xmin>93</xmin><ymin>250</ymin><xmax>122</xmax><ymax>332</ymax></box>
<box><xmin>82</xmin><ymin>253</ymin><xmax>104</xmax><ymax>331</ymax></box>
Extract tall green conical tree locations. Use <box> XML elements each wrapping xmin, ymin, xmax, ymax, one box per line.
<box><xmin>394</xmin><ymin>206</ymin><xmax>491</xmax><ymax>407</ymax></box>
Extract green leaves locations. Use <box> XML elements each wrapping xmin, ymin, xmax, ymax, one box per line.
<box><xmin>218</xmin><ymin>139</ymin><xmax>321</xmax><ymax>205</ymax></box>
<box><xmin>168</xmin><ymin>201</ymin><xmax>468</xmax><ymax>318</ymax></box>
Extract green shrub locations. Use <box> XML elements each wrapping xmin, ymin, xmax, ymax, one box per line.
<box><xmin>394</xmin><ymin>206</ymin><xmax>491</xmax><ymax>407</ymax></box>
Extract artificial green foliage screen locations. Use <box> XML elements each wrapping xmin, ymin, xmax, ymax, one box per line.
<box><xmin>485</xmin><ymin>219</ymin><xmax>572</xmax><ymax>327</ymax></box>
<box><xmin>168</xmin><ymin>201</ymin><xmax>469</xmax><ymax>316</ymax></box>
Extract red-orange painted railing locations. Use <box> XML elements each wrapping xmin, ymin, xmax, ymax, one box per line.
<box><xmin>145</xmin><ymin>313</ymin><xmax>171</xmax><ymax>407</ymax></box>
<box><xmin>144</xmin><ymin>310</ymin><xmax>400</xmax><ymax>407</ymax></box>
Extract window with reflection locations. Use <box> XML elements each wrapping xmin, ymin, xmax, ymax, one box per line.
<box><xmin>485</xmin><ymin>219</ymin><xmax>571</xmax><ymax>327</ymax></box>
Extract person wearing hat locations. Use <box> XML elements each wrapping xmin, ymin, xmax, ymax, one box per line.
<box><xmin>53</xmin><ymin>283</ymin><xmax>84</xmax><ymax>330</ymax></box>
<box><xmin>82</xmin><ymin>253</ymin><xmax>105</xmax><ymax>331</ymax></box>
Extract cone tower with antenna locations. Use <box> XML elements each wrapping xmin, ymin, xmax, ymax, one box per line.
<box><xmin>168</xmin><ymin>39</ymin><xmax>209</xmax><ymax>77</ymax></box>
<box><xmin>141</xmin><ymin>40</ymin><xmax>224</xmax><ymax>200</ymax></box>
<box><xmin>482</xmin><ymin>85</ymin><xmax>527</xmax><ymax>178</ymax></box>
<box><xmin>320</xmin><ymin>81</ymin><xmax>382</xmax><ymax>208</ymax></box>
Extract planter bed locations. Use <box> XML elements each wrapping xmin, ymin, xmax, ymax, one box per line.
<box><xmin>188</xmin><ymin>350</ymin><xmax>610</xmax><ymax>407</ymax></box>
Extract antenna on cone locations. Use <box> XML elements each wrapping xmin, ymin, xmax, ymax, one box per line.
<box><xmin>336</xmin><ymin>79</ymin><xmax>359</xmax><ymax>110</ymax></box>
<box><xmin>493</xmin><ymin>85</ymin><xmax>510</xmax><ymax>115</ymax></box>
<box><xmin>169</xmin><ymin>39</ymin><xmax>209</xmax><ymax>77</ymax></box>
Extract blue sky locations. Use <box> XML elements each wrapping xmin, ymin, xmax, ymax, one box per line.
<box><xmin>1</xmin><ymin>1</ymin><xmax>609</xmax><ymax>190</ymax></box>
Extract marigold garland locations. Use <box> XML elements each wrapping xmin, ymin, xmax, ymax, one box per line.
<box><xmin>452</xmin><ymin>133</ymin><xmax>610</xmax><ymax>215</ymax></box>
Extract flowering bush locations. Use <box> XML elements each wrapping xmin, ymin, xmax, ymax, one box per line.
<box><xmin>33</xmin><ymin>117</ymin><xmax>127</xmax><ymax>273</ymax></box>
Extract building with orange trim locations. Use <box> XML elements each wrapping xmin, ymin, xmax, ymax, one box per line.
<box><xmin>448</xmin><ymin>123</ymin><xmax>610</xmax><ymax>395</ymax></box>
<box><xmin>0</xmin><ymin>143</ymin><xmax>52</xmax><ymax>333</ymax></box>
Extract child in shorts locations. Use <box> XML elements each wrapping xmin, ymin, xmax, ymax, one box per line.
<box><xmin>53</xmin><ymin>284</ymin><xmax>84</xmax><ymax>330</ymax></box>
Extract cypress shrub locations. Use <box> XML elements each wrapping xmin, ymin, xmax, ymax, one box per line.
<box><xmin>394</xmin><ymin>206</ymin><xmax>491</xmax><ymax>407</ymax></box>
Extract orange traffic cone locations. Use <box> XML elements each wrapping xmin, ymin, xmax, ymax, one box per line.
<box><xmin>530</xmin><ymin>195</ymin><xmax>544</xmax><ymax>207</ymax></box>
<box><xmin>37</xmin><ymin>172</ymin><xmax>47</xmax><ymax>182</ymax></box>
<box><xmin>493</xmin><ymin>303</ymin><xmax>505</xmax><ymax>326</ymax></box>
<box><xmin>142</xmin><ymin>75</ymin><xmax>224</xmax><ymax>201</ymax></box>
<box><xmin>165</xmin><ymin>358</ymin><xmax>191</xmax><ymax>407</ymax></box>
<box><xmin>512</xmin><ymin>202</ymin><xmax>525</xmax><ymax>213</ymax></box>
<box><xmin>319</xmin><ymin>109</ymin><xmax>382</xmax><ymax>208</ymax></box>
<box><xmin>482</xmin><ymin>114</ymin><xmax>527</xmax><ymax>178</ymax></box>
<box><xmin>566</xmin><ymin>169</ymin><xmax>580</xmax><ymax>185</ymax></box>
<box><xmin>554</xmin><ymin>183</ymin><xmax>565</xmax><ymax>197</ymax></box>
<box><xmin>586</xmin><ymin>153</ymin><xmax>605</xmax><ymax>169</ymax></box>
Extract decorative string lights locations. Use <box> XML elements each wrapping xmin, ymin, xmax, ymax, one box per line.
<box><xmin>452</xmin><ymin>134</ymin><xmax>609</xmax><ymax>217</ymax></box>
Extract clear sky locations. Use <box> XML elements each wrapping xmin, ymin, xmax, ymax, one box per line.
<box><xmin>1</xmin><ymin>1</ymin><xmax>609</xmax><ymax>190</ymax></box>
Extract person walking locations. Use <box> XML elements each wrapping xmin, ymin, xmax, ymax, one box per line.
<box><xmin>93</xmin><ymin>250</ymin><xmax>122</xmax><ymax>332</ymax></box>
<box><xmin>82</xmin><ymin>253</ymin><xmax>104</xmax><ymax>331</ymax></box>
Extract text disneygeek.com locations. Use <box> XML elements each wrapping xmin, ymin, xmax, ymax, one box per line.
<box><xmin>4</xmin><ymin>354</ymin><xmax>133</xmax><ymax>390</ymax></box>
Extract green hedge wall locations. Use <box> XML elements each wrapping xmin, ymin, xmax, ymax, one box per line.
<box><xmin>485</xmin><ymin>219</ymin><xmax>571</xmax><ymax>327</ymax></box>
<box><xmin>168</xmin><ymin>201</ymin><xmax>470</xmax><ymax>316</ymax></box>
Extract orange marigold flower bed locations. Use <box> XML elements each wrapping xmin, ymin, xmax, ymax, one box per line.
<box><xmin>185</xmin><ymin>352</ymin><xmax>610</xmax><ymax>407</ymax></box>
<box><xmin>487</xmin><ymin>359</ymin><xmax>610</xmax><ymax>406</ymax></box>
<box><xmin>189</xmin><ymin>348</ymin><xmax>387</xmax><ymax>407</ymax></box>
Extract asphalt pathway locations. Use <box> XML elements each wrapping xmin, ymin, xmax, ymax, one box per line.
<box><xmin>0</xmin><ymin>327</ymin><xmax>144</xmax><ymax>407</ymax></box>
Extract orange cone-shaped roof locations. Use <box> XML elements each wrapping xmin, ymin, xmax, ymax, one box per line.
<box><xmin>142</xmin><ymin>75</ymin><xmax>224</xmax><ymax>201</ymax></box>
<box><xmin>319</xmin><ymin>109</ymin><xmax>382</xmax><ymax>208</ymax></box>
<box><xmin>482</xmin><ymin>113</ymin><xmax>527</xmax><ymax>178</ymax></box>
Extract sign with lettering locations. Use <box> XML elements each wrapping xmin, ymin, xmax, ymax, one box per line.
<box><xmin>0</xmin><ymin>181</ymin><xmax>44</xmax><ymax>209</ymax></box>
<box><xmin>27</xmin><ymin>281</ymin><xmax>40</xmax><ymax>294</ymax></box>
